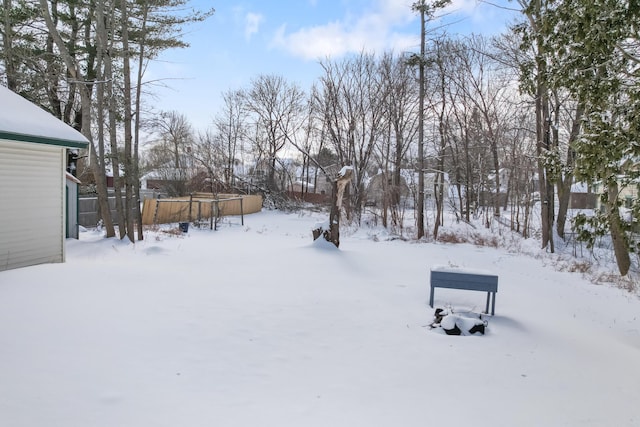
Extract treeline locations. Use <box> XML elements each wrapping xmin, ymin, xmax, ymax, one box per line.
<box><xmin>1</xmin><ymin>1</ymin><xmax>639</xmax><ymax>275</ymax></box>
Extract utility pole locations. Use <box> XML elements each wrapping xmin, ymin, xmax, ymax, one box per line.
<box><xmin>417</xmin><ymin>3</ymin><xmax>426</xmax><ymax>239</ymax></box>
<box><xmin>411</xmin><ymin>0</ymin><xmax>449</xmax><ymax>239</ymax></box>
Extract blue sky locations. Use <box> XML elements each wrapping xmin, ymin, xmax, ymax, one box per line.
<box><xmin>145</xmin><ymin>0</ymin><xmax>521</xmax><ymax>132</ymax></box>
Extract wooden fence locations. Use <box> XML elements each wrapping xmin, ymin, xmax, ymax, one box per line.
<box><xmin>141</xmin><ymin>193</ymin><xmax>262</xmax><ymax>227</ymax></box>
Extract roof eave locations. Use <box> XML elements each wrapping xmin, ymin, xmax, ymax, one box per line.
<box><xmin>0</xmin><ymin>130</ymin><xmax>89</xmax><ymax>149</ymax></box>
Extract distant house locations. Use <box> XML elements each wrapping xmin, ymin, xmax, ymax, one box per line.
<box><xmin>366</xmin><ymin>171</ymin><xmax>410</xmax><ymax>207</ymax></box>
<box><xmin>569</xmin><ymin>181</ymin><xmax>598</xmax><ymax>210</ymax></box>
<box><xmin>590</xmin><ymin>177</ymin><xmax>639</xmax><ymax>214</ymax></box>
<box><xmin>0</xmin><ymin>85</ymin><xmax>89</xmax><ymax>271</ymax></box>
<box><xmin>289</xmin><ymin>164</ymin><xmax>339</xmax><ymax>196</ymax></box>
<box><xmin>569</xmin><ymin>178</ymin><xmax>639</xmax><ymax>211</ymax></box>
<box><xmin>619</xmin><ymin>180</ymin><xmax>640</xmax><ymax>209</ymax></box>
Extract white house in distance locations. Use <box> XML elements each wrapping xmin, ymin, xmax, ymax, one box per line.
<box><xmin>0</xmin><ymin>85</ymin><xmax>89</xmax><ymax>271</ymax></box>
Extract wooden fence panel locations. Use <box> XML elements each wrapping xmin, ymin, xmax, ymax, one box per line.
<box><xmin>141</xmin><ymin>194</ymin><xmax>263</xmax><ymax>225</ymax></box>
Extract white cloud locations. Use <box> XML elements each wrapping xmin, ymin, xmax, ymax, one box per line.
<box><xmin>271</xmin><ymin>22</ymin><xmax>350</xmax><ymax>60</ymax></box>
<box><xmin>270</xmin><ymin>0</ymin><xmax>419</xmax><ymax>61</ymax></box>
<box><xmin>245</xmin><ymin>12</ymin><xmax>264</xmax><ymax>42</ymax></box>
<box><xmin>268</xmin><ymin>0</ymin><xmax>508</xmax><ymax>61</ymax></box>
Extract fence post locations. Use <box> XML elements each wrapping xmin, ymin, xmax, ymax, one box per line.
<box><xmin>214</xmin><ymin>199</ymin><xmax>219</xmax><ymax>231</ymax></box>
<box><xmin>188</xmin><ymin>193</ymin><xmax>193</xmax><ymax>222</ymax></box>
<box><xmin>240</xmin><ymin>197</ymin><xmax>244</xmax><ymax>226</ymax></box>
<box><xmin>153</xmin><ymin>199</ymin><xmax>159</xmax><ymax>225</ymax></box>
<box><xmin>210</xmin><ymin>201</ymin><xmax>214</xmax><ymax>230</ymax></box>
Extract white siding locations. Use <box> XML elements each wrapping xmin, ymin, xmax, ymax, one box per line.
<box><xmin>0</xmin><ymin>139</ymin><xmax>65</xmax><ymax>271</ymax></box>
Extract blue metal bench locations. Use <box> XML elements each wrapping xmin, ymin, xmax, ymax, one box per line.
<box><xmin>429</xmin><ymin>268</ymin><xmax>499</xmax><ymax>315</ymax></box>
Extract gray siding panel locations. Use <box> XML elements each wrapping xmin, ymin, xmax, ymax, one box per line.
<box><xmin>0</xmin><ymin>139</ymin><xmax>64</xmax><ymax>271</ymax></box>
<box><xmin>66</xmin><ymin>179</ymin><xmax>79</xmax><ymax>239</ymax></box>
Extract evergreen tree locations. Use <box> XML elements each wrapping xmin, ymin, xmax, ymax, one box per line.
<box><xmin>550</xmin><ymin>0</ymin><xmax>640</xmax><ymax>275</ymax></box>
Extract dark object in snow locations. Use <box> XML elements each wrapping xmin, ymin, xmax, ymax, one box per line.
<box><xmin>179</xmin><ymin>222</ymin><xmax>189</xmax><ymax>233</ymax></box>
<box><xmin>442</xmin><ymin>320</ymin><xmax>462</xmax><ymax>335</ymax></box>
<box><xmin>430</xmin><ymin>307</ymin><xmax>487</xmax><ymax>336</ymax></box>
<box><xmin>432</xmin><ymin>308</ymin><xmax>446</xmax><ymax>326</ymax></box>
<box><xmin>468</xmin><ymin>323</ymin><xmax>485</xmax><ymax>335</ymax></box>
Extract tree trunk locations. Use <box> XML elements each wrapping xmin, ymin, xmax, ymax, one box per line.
<box><xmin>98</xmin><ymin>69</ymin><xmax>125</xmax><ymax>239</ymax></box>
<box><xmin>607</xmin><ymin>181</ymin><xmax>631</xmax><ymax>276</ymax></box>
<box><xmin>491</xmin><ymin>138</ymin><xmax>501</xmax><ymax>218</ymax></box>
<box><xmin>433</xmin><ymin>51</ymin><xmax>447</xmax><ymax>239</ymax></box>
<box><xmin>556</xmin><ymin>103</ymin><xmax>583</xmax><ymax>239</ymax></box>
<box><xmin>536</xmin><ymin>85</ymin><xmax>553</xmax><ymax>251</ymax></box>
<box><xmin>433</xmin><ymin>174</ymin><xmax>444</xmax><ymax>239</ymax></box>
<box><xmin>120</xmin><ymin>0</ymin><xmax>135</xmax><ymax>242</ymax></box>
<box><xmin>97</xmin><ymin>0</ymin><xmax>126</xmax><ymax>238</ymax></box>
<box><xmin>328</xmin><ymin>180</ymin><xmax>341</xmax><ymax>247</ymax></box>
<box><xmin>556</xmin><ymin>176</ymin><xmax>572</xmax><ymax>239</ymax></box>
<box><xmin>133</xmin><ymin>1</ymin><xmax>153</xmax><ymax>241</ymax></box>
<box><xmin>38</xmin><ymin>0</ymin><xmax>115</xmax><ymax>237</ymax></box>
<box><xmin>2</xmin><ymin>0</ymin><xmax>17</xmax><ymax>91</ymax></box>
<box><xmin>525</xmin><ymin>0</ymin><xmax>554</xmax><ymax>251</ymax></box>
<box><xmin>313</xmin><ymin>168</ymin><xmax>353</xmax><ymax>248</ymax></box>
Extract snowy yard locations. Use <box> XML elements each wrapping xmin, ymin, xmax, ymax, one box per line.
<box><xmin>1</xmin><ymin>210</ymin><xmax>639</xmax><ymax>426</ymax></box>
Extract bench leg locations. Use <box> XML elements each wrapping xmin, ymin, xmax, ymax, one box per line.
<box><xmin>429</xmin><ymin>285</ymin><xmax>435</xmax><ymax>308</ymax></box>
<box><xmin>491</xmin><ymin>292</ymin><xmax>496</xmax><ymax>316</ymax></box>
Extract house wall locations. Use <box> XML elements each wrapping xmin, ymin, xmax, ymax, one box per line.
<box><xmin>619</xmin><ymin>183</ymin><xmax>639</xmax><ymax>208</ymax></box>
<box><xmin>367</xmin><ymin>174</ymin><xmax>411</xmax><ymax>206</ymax></box>
<box><xmin>0</xmin><ymin>139</ymin><xmax>65</xmax><ymax>271</ymax></box>
<box><xmin>569</xmin><ymin>192</ymin><xmax>598</xmax><ymax>209</ymax></box>
<box><xmin>592</xmin><ymin>181</ymin><xmax>639</xmax><ymax>211</ymax></box>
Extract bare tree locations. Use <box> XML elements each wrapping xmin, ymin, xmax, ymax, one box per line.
<box><xmin>444</xmin><ymin>55</ymin><xmax>482</xmax><ymax>223</ymax></box>
<box><xmin>449</xmin><ymin>35</ymin><xmax>513</xmax><ymax>220</ymax></box>
<box><xmin>426</xmin><ymin>38</ymin><xmax>452</xmax><ymax>238</ymax></box>
<box><xmin>376</xmin><ymin>52</ymin><xmax>419</xmax><ymax>229</ymax></box>
<box><xmin>316</xmin><ymin>52</ymin><xmax>386</xmax><ymax>223</ymax></box>
<box><xmin>285</xmin><ymin>84</ymin><xmax>334</xmax><ymax>196</ymax></box>
<box><xmin>242</xmin><ymin>74</ymin><xmax>306</xmax><ymax>195</ymax></box>
<box><xmin>147</xmin><ymin>110</ymin><xmax>195</xmax><ymax>196</ymax></box>
<box><xmin>188</xmin><ymin>93</ymin><xmax>246</xmax><ymax>195</ymax></box>
<box><xmin>212</xmin><ymin>89</ymin><xmax>247</xmax><ymax>190</ymax></box>
<box><xmin>189</xmin><ymin>129</ymin><xmax>224</xmax><ymax>194</ymax></box>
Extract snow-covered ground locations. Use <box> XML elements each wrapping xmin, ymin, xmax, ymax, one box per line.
<box><xmin>1</xmin><ymin>210</ymin><xmax>639</xmax><ymax>427</ymax></box>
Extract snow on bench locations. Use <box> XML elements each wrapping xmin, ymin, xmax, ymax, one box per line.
<box><xmin>429</xmin><ymin>266</ymin><xmax>499</xmax><ymax>315</ymax></box>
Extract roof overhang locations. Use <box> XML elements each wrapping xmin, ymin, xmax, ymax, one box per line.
<box><xmin>0</xmin><ymin>85</ymin><xmax>89</xmax><ymax>149</ymax></box>
<box><xmin>0</xmin><ymin>130</ymin><xmax>88</xmax><ymax>149</ymax></box>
